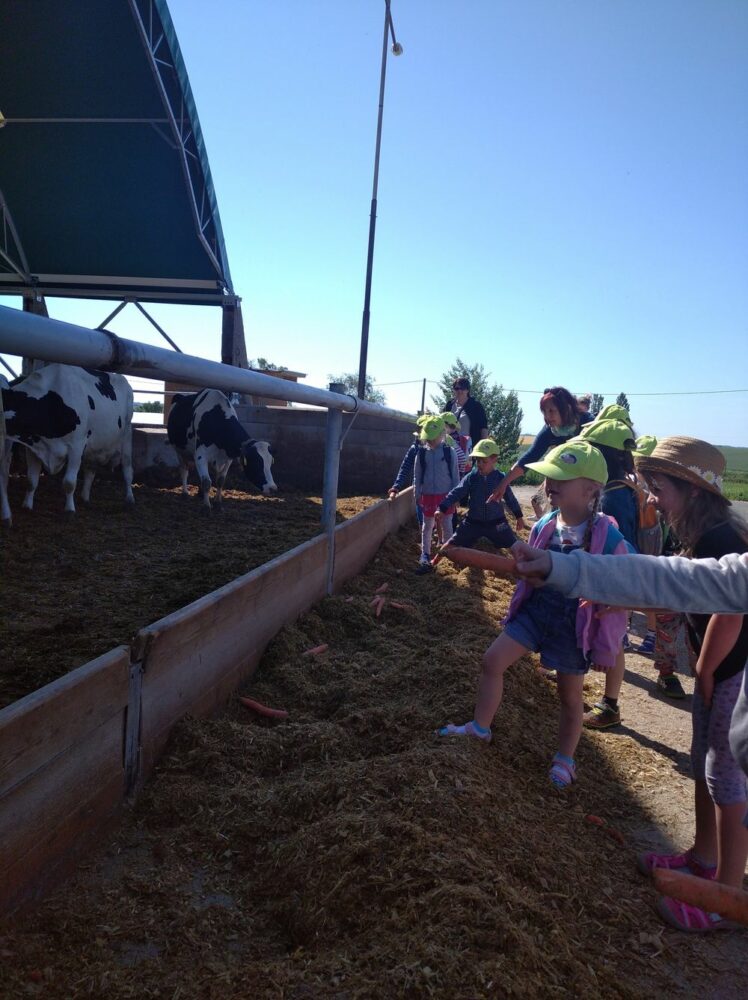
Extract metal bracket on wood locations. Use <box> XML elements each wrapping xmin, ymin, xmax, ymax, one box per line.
<box><xmin>124</xmin><ymin>659</ymin><xmax>144</xmax><ymax>796</ymax></box>
<box><xmin>338</xmin><ymin>393</ymin><xmax>361</xmax><ymax>449</ymax></box>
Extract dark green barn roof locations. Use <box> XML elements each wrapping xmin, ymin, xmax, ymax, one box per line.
<box><xmin>0</xmin><ymin>0</ymin><xmax>233</xmax><ymax>304</ymax></box>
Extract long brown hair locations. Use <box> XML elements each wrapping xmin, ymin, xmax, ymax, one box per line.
<box><xmin>658</xmin><ymin>475</ymin><xmax>748</xmax><ymax>555</ymax></box>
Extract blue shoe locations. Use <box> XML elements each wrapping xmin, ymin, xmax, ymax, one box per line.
<box><xmin>637</xmin><ymin>633</ymin><xmax>656</xmax><ymax>654</ymax></box>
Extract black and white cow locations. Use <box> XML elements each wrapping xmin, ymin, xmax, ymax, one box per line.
<box><xmin>0</xmin><ymin>364</ymin><xmax>134</xmax><ymax>524</ymax></box>
<box><xmin>167</xmin><ymin>389</ymin><xmax>276</xmax><ymax>508</ymax></box>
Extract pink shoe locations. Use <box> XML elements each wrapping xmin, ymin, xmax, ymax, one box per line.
<box><xmin>657</xmin><ymin>895</ymin><xmax>740</xmax><ymax>933</ymax></box>
<box><xmin>437</xmin><ymin>721</ymin><xmax>491</xmax><ymax>742</ymax></box>
<box><xmin>636</xmin><ymin>847</ymin><xmax>716</xmax><ymax>880</ymax></box>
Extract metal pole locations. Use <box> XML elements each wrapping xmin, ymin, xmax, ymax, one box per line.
<box><xmin>322</xmin><ymin>383</ymin><xmax>345</xmax><ymax>595</ymax></box>
<box><xmin>420</xmin><ymin>377</ymin><xmax>426</xmax><ymax>414</ymax></box>
<box><xmin>357</xmin><ymin>1</ymin><xmax>401</xmax><ymax>400</ymax></box>
<box><xmin>0</xmin><ymin>305</ymin><xmax>416</xmax><ymax>422</ymax></box>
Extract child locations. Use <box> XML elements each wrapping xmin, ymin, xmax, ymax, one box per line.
<box><xmin>576</xmin><ymin>418</ymin><xmax>639</xmax><ymax>727</ymax></box>
<box><xmin>435</xmin><ymin>438</ymin><xmax>525</xmax><ymax>553</ymax></box>
<box><xmin>633</xmin><ymin>436</ymin><xmax>748</xmax><ymax>932</ymax></box>
<box><xmin>440</xmin><ymin>411</ymin><xmax>470</xmax><ymax>476</ymax></box>
<box><xmin>438</xmin><ymin>439</ymin><xmax>630</xmax><ymax>790</ymax></box>
<box><xmin>390</xmin><ymin>415</ymin><xmax>459</xmax><ymax>574</ymax></box>
<box><xmin>511</xmin><ymin>542</ymin><xmax>748</xmax><ymax>934</ymax></box>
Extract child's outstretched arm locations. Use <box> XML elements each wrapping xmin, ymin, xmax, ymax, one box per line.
<box><xmin>513</xmin><ymin>546</ymin><xmax>748</xmax><ymax>616</ymax></box>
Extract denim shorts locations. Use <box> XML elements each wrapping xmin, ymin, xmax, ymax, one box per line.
<box><xmin>504</xmin><ymin>587</ymin><xmax>588</xmax><ymax>675</ymax></box>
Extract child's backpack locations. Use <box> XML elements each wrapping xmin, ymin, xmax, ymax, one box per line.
<box><xmin>417</xmin><ymin>443</ymin><xmax>456</xmax><ymax>483</ymax></box>
<box><xmin>607</xmin><ymin>478</ymin><xmax>663</xmax><ymax>555</ymax></box>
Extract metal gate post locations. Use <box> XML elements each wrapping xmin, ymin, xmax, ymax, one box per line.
<box><xmin>321</xmin><ymin>384</ymin><xmax>345</xmax><ymax>595</ymax></box>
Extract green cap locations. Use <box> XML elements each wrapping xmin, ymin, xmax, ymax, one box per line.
<box><xmin>579</xmin><ymin>418</ymin><xmax>636</xmax><ymax>452</ymax></box>
<box><xmin>633</xmin><ymin>434</ymin><xmax>658</xmax><ymax>458</ymax></box>
<box><xmin>418</xmin><ymin>416</ymin><xmax>446</xmax><ymax>442</ymax></box>
<box><xmin>440</xmin><ymin>411</ymin><xmax>459</xmax><ymax>428</ymax></box>
<box><xmin>469</xmin><ymin>438</ymin><xmax>500</xmax><ymax>459</ymax></box>
<box><xmin>526</xmin><ymin>439</ymin><xmax>608</xmax><ymax>485</ymax></box>
<box><xmin>596</xmin><ymin>404</ymin><xmax>632</xmax><ymax>427</ymax></box>
<box><xmin>416</xmin><ymin>414</ymin><xmax>430</xmax><ymax>428</ymax></box>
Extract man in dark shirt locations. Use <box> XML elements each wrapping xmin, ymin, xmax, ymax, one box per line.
<box><xmin>445</xmin><ymin>377</ymin><xmax>488</xmax><ymax>447</ymax></box>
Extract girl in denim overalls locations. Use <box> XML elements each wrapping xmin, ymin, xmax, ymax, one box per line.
<box><xmin>438</xmin><ymin>439</ymin><xmax>631</xmax><ymax>790</ymax></box>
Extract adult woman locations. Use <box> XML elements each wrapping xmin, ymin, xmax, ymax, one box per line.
<box><xmin>489</xmin><ymin>386</ymin><xmax>592</xmax><ymax>502</ymax></box>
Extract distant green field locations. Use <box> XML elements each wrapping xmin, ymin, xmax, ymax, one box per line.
<box><xmin>719</xmin><ymin>446</ymin><xmax>748</xmax><ymax>473</ymax></box>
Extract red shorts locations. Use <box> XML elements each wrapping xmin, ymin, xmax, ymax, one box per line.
<box><xmin>419</xmin><ymin>493</ymin><xmax>455</xmax><ymax>518</ymax></box>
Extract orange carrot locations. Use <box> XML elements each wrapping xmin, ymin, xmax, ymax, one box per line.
<box><xmin>389</xmin><ymin>601</ymin><xmax>414</xmax><ymax>611</ymax></box>
<box><xmin>585</xmin><ymin>814</ymin><xmax>606</xmax><ymax>827</ymax></box>
<box><xmin>439</xmin><ymin>547</ymin><xmax>517</xmax><ymax>576</ymax></box>
<box><xmin>375</xmin><ymin>582</ymin><xmax>389</xmax><ymax>594</ymax></box>
<box><xmin>653</xmin><ymin>869</ymin><xmax>748</xmax><ymax>926</ymax></box>
<box><xmin>302</xmin><ymin>643</ymin><xmax>329</xmax><ymax>657</ymax></box>
<box><xmin>238</xmin><ymin>696</ymin><xmax>289</xmax><ymax>719</ymax></box>
<box><xmin>375</xmin><ymin>597</ymin><xmax>385</xmax><ymax>618</ymax></box>
<box><xmin>604</xmin><ymin>827</ymin><xmax>626</xmax><ymax>846</ymax></box>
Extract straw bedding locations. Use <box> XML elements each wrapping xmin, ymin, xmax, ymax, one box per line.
<box><xmin>0</xmin><ymin>473</ymin><xmax>375</xmax><ymax>708</ymax></box>
<box><xmin>1</xmin><ymin>516</ymin><xmax>743</xmax><ymax>997</ymax></box>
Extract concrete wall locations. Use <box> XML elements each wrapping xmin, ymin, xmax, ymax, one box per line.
<box><xmin>134</xmin><ymin>405</ymin><xmax>416</xmax><ymax>494</ymax></box>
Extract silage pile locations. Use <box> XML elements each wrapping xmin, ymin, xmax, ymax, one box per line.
<box><xmin>1</xmin><ymin>529</ymin><xmax>706</xmax><ymax>998</ymax></box>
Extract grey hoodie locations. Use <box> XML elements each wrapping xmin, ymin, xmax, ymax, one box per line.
<box><xmin>543</xmin><ymin>549</ymin><xmax>748</xmax><ymax>824</ymax></box>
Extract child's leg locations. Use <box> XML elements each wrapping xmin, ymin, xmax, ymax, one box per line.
<box><xmin>438</xmin><ymin>513</ymin><xmax>453</xmax><ymax>544</ymax></box>
<box><xmin>654</xmin><ymin>613</ymin><xmax>680</xmax><ymax>676</ymax></box>
<box><xmin>473</xmin><ymin>632</ymin><xmax>529</xmax><ymax>729</ymax></box>
<box><xmin>691</xmin><ymin>688</ymin><xmax>718</xmax><ymax>865</ymax></box>
<box><xmin>555</xmin><ymin>672</ymin><xmax>585</xmax><ymax>759</ymax></box>
<box><xmin>420</xmin><ymin>515</ymin><xmax>435</xmax><ymax>556</ymax></box>
<box><xmin>704</xmin><ymin>673</ymin><xmax>748</xmax><ymax>887</ymax></box>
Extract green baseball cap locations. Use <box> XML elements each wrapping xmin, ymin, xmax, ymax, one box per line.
<box><xmin>440</xmin><ymin>411</ymin><xmax>459</xmax><ymax>428</ymax></box>
<box><xmin>526</xmin><ymin>439</ymin><xmax>608</xmax><ymax>484</ymax></box>
<box><xmin>596</xmin><ymin>404</ymin><xmax>632</xmax><ymax>427</ymax></box>
<box><xmin>418</xmin><ymin>416</ymin><xmax>446</xmax><ymax>442</ymax></box>
<box><xmin>469</xmin><ymin>438</ymin><xmax>500</xmax><ymax>459</ymax></box>
<box><xmin>578</xmin><ymin>418</ymin><xmax>636</xmax><ymax>452</ymax></box>
<box><xmin>633</xmin><ymin>434</ymin><xmax>658</xmax><ymax>458</ymax></box>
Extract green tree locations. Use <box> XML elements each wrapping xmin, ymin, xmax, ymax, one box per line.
<box><xmin>590</xmin><ymin>393</ymin><xmax>605</xmax><ymax>417</ymax></box>
<box><xmin>433</xmin><ymin>358</ymin><xmax>523</xmax><ymax>466</ymax></box>
<box><xmin>328</xmin><ymin>371</ymin><xmax>386</xmax><ymax>405</ymax></box>
<box><xmin>134</xmin><ymin>400</ymin><xmax>164</xmax><ymax>413</ymax></box>
<box><xmin>616</xmin><ymin>392</ymin><xmax>630</xmax><ymax>413</ymax></box>
<box><xmin>250</xmin><ymin>357</ymin><xmax>288</xmax><ymax>372</ymax></box>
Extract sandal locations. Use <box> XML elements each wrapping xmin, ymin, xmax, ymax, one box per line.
<box><xmin>549</xmin><ymin>753</ymin><xmax>576</xmax><ymax>790</ymax></box>
<box><xmin>657</xmin><ymin>895</ymin><xmax>740</xmax><ymax>933</ymax></box>
<box><xmin>636</xmin><ymin>847</ymin><xmax>716</xmax><ymax>880</ymax></box>
<box><xmin>437</xmin><ymin>721</ymin><xmax>491</xmax><ymax>742</ymax></box>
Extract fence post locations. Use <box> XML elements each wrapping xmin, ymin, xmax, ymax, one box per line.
<box><xmin>322</xmin><ymin>383</ymin><xmax>345</xmax><ymax>595</ymax></box>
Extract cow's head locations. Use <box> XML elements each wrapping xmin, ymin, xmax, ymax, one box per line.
<box><xmin>240</xmin><ymin>439</ymin><xmax>277</xmax><ymax>494</ymax></box>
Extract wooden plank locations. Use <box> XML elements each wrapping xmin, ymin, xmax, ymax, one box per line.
<box><xmin>138</xmin><ymin>532</ymin><xmax>328</xmax><ymax>774</ymax></box>
<box><xmin>0</xmin><ymin>711</ymin><xmax>125</xmax><ymax>913</ymax></box>
<box><xmin>0</xmin><ymin>645</ymin><xmax>130</xmax><ymax>798</ymax></box>
<box><xmin>332</xmin><ymin>490</ymin><xmax>413</xmax><ymax>589</ymax></box>
<box><xmin>0</xmin><ymin>710</ymin><xmax>124</xmax><ymax>860</ymax></box>
<box><xmin>0</xmin><ymin>771</ymin><xmax>123</xmax><ymax>915</ymax></box>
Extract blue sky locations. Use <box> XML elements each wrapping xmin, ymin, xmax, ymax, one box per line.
<box><xmin>3</xmin><ymin>1</ymin><xmax>747</xmax><ymax>446</ymax></box>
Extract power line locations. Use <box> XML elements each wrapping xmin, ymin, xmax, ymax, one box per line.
<box><xmin>378</xmin><ymin>380</ymin><xmax>748</xmax><ymax>398</ymax></box>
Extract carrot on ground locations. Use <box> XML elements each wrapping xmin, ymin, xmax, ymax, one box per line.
<box><xmin>389</xmin><ymin>601</ymin><xmax>414</xmax><ymax>611</ymax></box>
<box><xmin>584</xmin><ymin>814</ymin><xmax>606</xmax><ymax>827</ymax></box>
<box><xmin>375</xmin><ymin>582</ymin><xmax>389</xmax><ymax>594</ymax></box>
<box><xmin>302</xmin><ymin>643</ymin><xmax>329</xmax><ymax>657</ymax></box>
<box><xmin>653</xmin><ymin>869</ymin><xmax>748</xmax><ymax>926</ymax></box>
<box><xmin>238</xmin><ymin>696</ymin><xmax>289</xmax><ymax>720</ymax></box>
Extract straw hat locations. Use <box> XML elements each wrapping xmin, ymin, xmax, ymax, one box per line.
<box><xmin>636</xmin><ymin>436</ymin><xmax>728</xmax><ymax>500</ymax></box>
